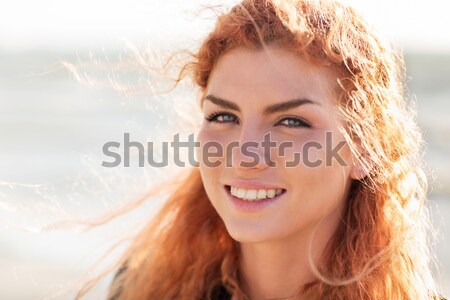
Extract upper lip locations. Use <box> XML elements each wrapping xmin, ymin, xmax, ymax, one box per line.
<box><xmin>225</xmin><ymin>179</ymin><xmax>285</xmax><ymax>190</ymax></box>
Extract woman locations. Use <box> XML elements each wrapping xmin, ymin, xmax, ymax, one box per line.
<box><xmin>89</xmin><ymin>0</ymin><xmax>444</xmax><ymax>299</ymax></box>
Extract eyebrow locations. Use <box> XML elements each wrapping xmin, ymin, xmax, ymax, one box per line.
<box><xmin>203</xmin><ymin>94</ymin><xmax>319</xmax><ymax>114</ymax></box>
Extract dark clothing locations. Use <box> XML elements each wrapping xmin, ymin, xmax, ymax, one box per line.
<box><xmin>107</xmin><ymin>263</ymin><xmax>232</xmax><ymax>300</ymax></box>
<box><xmin>108</xmin><ymin>279</ymin><xmax>231</xmax><ymax>300</ymax></box>
<box><xmin>107</xmin><ymin>265</ymin><xmax>445</xmax><ymax>300</ymax></box>
<box><xmin>210</xmin><ymin>285</ymin><xmax>232</xmax><ymax>300</ymax></box>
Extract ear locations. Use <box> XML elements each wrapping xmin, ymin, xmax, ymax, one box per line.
<box><xmin>349</xmin><ymin>157</ymin><xmax>370</xmax><ymax>180</ymax></box>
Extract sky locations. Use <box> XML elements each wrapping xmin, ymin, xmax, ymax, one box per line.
<box><xmin>0</xmin><ymin>0</ymin><xmax>449</xmax><ymax>52</ymax></box>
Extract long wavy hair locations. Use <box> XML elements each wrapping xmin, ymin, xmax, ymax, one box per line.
<box><xmin>79</xmin><ymin>0</ymin><xmax>440</xmax><ymax>299</ymax></box>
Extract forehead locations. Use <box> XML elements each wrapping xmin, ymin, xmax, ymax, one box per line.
<box><xmin>206</xmin><ymin>46</ymin><xmax>340</xmax><ymax>108</ymax></box>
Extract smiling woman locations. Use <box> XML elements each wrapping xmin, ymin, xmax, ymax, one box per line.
<box><xmin>79</xmin><ymin>0</ymin><xmax>445</xmax><ymax>299</ymax></box>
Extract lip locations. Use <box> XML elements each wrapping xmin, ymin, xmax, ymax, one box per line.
<box><xmin>224</xmin><ymin>185</ymin><xmax>286</xmax><ymax>213</ymax></box>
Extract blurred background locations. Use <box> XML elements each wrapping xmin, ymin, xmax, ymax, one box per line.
<box><xmin>1</xmin><ymin>0</ymin><xmax>449</xmax><ymax>299</ymax></box>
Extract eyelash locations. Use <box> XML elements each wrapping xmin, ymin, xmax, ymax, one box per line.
<box><xmin>204</xmin><ymin>111</ymin><xmax>312</xmax><ymax>128</ymax></box>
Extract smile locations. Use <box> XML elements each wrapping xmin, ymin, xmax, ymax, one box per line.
<box><xmin>225</xmin><ymin>185</ymin><xmax>286</xmax><ymax>201</ymax></box>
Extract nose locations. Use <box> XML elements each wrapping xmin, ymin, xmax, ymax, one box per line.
<box><xmin>227</xmin><ymin>126</ymin><xmax>274</xmax><ymax>171</ymax></box>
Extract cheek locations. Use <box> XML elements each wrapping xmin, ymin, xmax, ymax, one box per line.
<box><xmin>280</xmin><ymin>133</ymin><xmax>352</xmax><ymax>213</ymax></box>
<box><xmin>274</xmin><ymin>132</ymin><xmax>327</xmax><ymax>168</ymax></box>
<box><xmin>197</xmin><ymin>126</ymin><xmax>241</xmax><ymax>169</ymax></box>
<box><xmin>197</xmin><ymin>128</ymin><xmax>224</xmax><ymax>168</ymax></box>
<box><xmin>196</xmin><ymin>128</ymin><xmax>228</xmax><ymax>198</ymax></box>
<box><xmin>277</xmin><ymin>130</ymin><xmax>353</xmax><ymax>170</ymax></box>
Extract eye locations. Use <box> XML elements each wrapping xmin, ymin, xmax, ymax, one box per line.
<box><xmin>277</xmin><ymin>116</ymin><xmax>311</xmax><ymax>128</ymax></box>
<box><xmin>205</xmin><ymin>111</ymin><xmax>239</xmax><ymax>124</ymax></box>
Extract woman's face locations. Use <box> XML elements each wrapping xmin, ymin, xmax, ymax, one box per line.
<box><xmin>197</xmin><ymin>46</ymin><xmax>359</xmax><ymax>243</ymax></box>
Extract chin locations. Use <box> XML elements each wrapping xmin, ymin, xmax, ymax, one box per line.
<box><xmin>223</xmin><ymin>220</ymin><xmax>284</xmax><ymax>244</ymax></box>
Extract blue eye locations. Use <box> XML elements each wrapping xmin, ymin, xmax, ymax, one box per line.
<box><xmin>278</xmin><ymin>117</ymin><xmax>311</xmax><ymax>128</ymax></box>
<box><xmin>205</xmin><ymin>111</ymin><xmax>238</xmax><ymax>124</ymax></box>
<box><xmin>204</xmin><ymin>112</ymin><xmax>311</xmax><ymax>128</ymax></box>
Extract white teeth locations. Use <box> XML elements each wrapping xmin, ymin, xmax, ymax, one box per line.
<box><xmin>237</xmin><ymin>188</ymin><xmax>246</xmax><ymax>199</ymax></box>
<box><xmin>229</xmin><ymin>186</ymin><xmax>284</xmax><ymax>201</ymax></box>
<box><xmin>266</xmin><ymin>189</ymin><xmax>276</xmax><ymax>198</ymax></box>
<box><xmin>257</xmin><ymin>189</ymin><xmax>267</xmax><ymax>199</ymax></box>
<box><xmin>246</xmin><ymin>189</ymin><xmax>257</xmax><ymax>200</ymax></box>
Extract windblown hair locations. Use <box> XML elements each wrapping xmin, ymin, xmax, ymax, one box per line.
<box><xmin>81</xmin><ymin>0</ymin><xmax>440</xmax><ymax>299</ymax></box>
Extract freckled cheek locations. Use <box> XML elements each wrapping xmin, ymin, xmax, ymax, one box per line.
<box><xmin>274</xmin><ymin>136</ymin><xmax>327</xmax><ymax>168</ymax></box>
<box><xmin>196</xmin><ymin>130</ymin><xmax>222</xmax><ymax>201</ymax></box>
<box><xmin>196</xmin><ymin>128</ymin><xmax>232</xmax><ymax>166</ymax></box>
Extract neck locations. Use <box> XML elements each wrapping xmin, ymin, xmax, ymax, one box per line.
<box><xmin>238</xmin><ymin>212</ymin><xmax>341</xmax><ymax>300</ymax></box>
